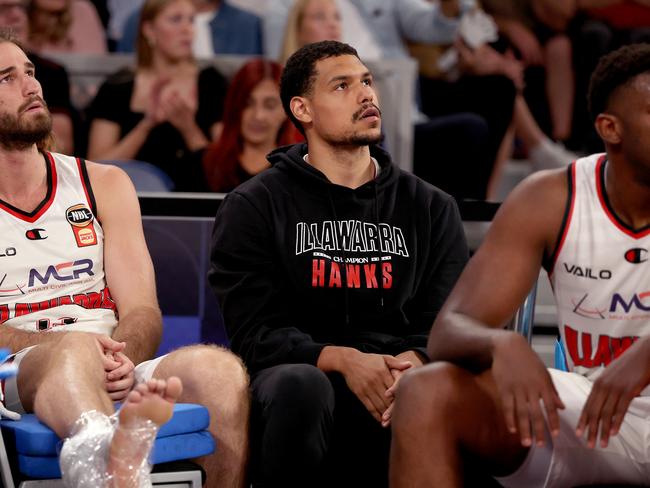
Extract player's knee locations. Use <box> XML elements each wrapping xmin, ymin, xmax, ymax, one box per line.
<box><xmin>397</xmin><ymin>362</ymin><xmax>468</xmax><ymax>414</ymax></box>
<box><xmin>269</xmin><ymin>364</ymin><xmax>333</xmax><ymax>409</ymax></box>
<box><xmin>257</xmin><ymin>365</ymin><xmax>334</xmax><ymax>463</ymax></box>
<box><xmin>56</xmin><ymin>332</ymin><xmax>101</xmax><ymax>359</ymax></box>
<box><xmin>173</xmin><ymin>344</ymin><xmax>249</xmax><ymax>392</ymax></box>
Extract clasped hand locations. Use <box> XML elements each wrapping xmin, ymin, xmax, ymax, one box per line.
<box><xmin>340</xmin><ymin>350</ymin><xmax>422</xmax><ymax>427</ymax></box>
<box><xmin>95</xmin><ymin>335</ymin><xmax>135</xmax><ymax>402</ymax></box>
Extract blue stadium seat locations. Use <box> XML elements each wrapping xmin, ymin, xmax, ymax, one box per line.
<box><xmin>554</xmin><ymin>338</ymin><xmax>568</xmax><ymax>371</ymax></box>
<box><xmin>98</xmin><ymin>160</ymin><xmax>174</xmax><ymax>192</ymax></box>
<box><xmin>157</xmin><ymin>315</ymin><xmax>202</xmax><ymax>356</ymax></box>
<box><xmin>0</xmin><ymin>403</ymin><xmax>214</xmax><ymax>487</ymax></box>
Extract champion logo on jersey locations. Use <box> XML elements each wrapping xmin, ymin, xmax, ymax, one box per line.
<box><xmin>25</xmin><ymin>228</ymin><xmax>47</xmax><ymax>240</ymax></box>
<box><xmin>66</xmin><ymin>204</ymin><xmax>97</xmax><ymax>247</ymax></box>
<box><xmin>625</xmin><ymin>248</ymin><xmax>647</xmax><ymax>264</ymax></box>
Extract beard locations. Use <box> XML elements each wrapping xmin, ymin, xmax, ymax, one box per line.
<box><xmin>324</xmin><ymin>102</ymin><xmax>384</xmax><ymax>147</ymax></box>
<box><xmin>329</xmin><ymin>131</ymin><xmax>385</xmax><ymax>147</ymax></box>
<box><xmin>0</xmin><ymin>97</ymin><xmax>52</xmax><ymax>151</ymax></box>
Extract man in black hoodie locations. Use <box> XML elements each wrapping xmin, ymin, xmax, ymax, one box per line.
<box><xmin>209</xmin><ymin>40</ymin><xmax>469</xmax><ymax>487</ymax></box>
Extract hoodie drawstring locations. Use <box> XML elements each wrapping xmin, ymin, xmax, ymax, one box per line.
<box><xmin>373</xmin><ymin>182</ymin><xmax>385</xmax><ymax>309</ymax></box>
<box><xmin>327</xmin><ymin>189</ymin><xmax>351</xmax><ymax>328</ymax></box>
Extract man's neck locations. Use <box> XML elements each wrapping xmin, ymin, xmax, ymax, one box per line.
<box><xmin>0</xmin><ymin>146</ymin><xmax>47</xmax><ymax>209</ymax></box>
<box><xmin>605</xmin><ymin>152</ymin><xmax>650</xmax><ymax>229</ymax></box>
<box><xmin>306</xmin><ymin>140</ymin><xmax>375</xmax><ymax>189</ymax></box>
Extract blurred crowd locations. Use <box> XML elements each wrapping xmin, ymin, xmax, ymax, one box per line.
<box><xmin>6</xmin><ymin>0</ymin><xmax>650</xmax><ymax>199</ymax></box>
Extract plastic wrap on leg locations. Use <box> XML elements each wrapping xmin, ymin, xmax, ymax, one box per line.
<box><xmin>59</xmin><ymin>410</ymin><xmax>113</xmax><ymax>487</ymax></box>
<box><xmin>108</xmin><ymin>415</ymin><xmax>158</xmax><ymax>488</ymax></box>
<box><xmin>59</xmin><ymin>410</ymin><xmax>158</xmax><ymax>488</ymax></box>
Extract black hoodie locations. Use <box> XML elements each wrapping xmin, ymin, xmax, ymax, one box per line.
<box><xmin>209</xmin><ymin>143</ymin><xmax>468</xmax><ymax>374</ymax></box>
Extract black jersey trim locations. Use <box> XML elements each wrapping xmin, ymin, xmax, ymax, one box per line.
<box><xmin>0</xmin><ymin>152</ymin><xmax>55</xmax><ymax>221</ymax></box>
<box><xmin>596</xmin><ymin>158</ymin><xmax>650</xmax><ymax>237</ymax></box>
<box><xmin>76</xmin><ymin>158</ymin><xmax>98</xmax><ymax>218</ymax></box>
<box><xmin>544</xmin><ymin>163</ymin><xmax>575</xmax><ymax>274</ymax></box>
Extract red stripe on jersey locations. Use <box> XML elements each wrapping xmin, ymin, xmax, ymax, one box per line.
<box><xmin>549</xmin><ymin>163</ymin><xmax>577</xmax><ymax>278</ymax></box>
<box><xmin>0</xmin><ymin>152</ymin><xmax>57</xmax><ymax>223</ymax></box>
<box><xmin>595</xmin><ymin>156</ymin><xmax>650</xmax><ymax>238</ymax></box>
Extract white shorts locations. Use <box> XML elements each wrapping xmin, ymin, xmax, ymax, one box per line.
<box><xmin>2</xmin><ymin>346</ymin><xmax>167</xmax><ymax>415</ymax></box>
<box><xmin>496</xmin><ymin>368</ymin><xmax>650</xmax><ymax>487</ymax></box>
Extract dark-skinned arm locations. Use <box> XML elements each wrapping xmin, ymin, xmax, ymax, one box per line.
<box><xmin>428</xmin><ymin>168</ymin><xmax>568</xmax><ymax>447</ymax></box>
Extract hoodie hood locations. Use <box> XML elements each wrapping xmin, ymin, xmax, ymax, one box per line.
<box><xmin>266</xmin><ymin>143</ymin><xmax>398</xmax><ymax>194</ymax></box>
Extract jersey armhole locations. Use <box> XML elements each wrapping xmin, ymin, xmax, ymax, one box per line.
<box><xmin>76</xmin><ymin>158</ymin><xmax>98</xmax><ymax>219</ymax></box>
<box><xmin>543</xmin><ymin>163</ymin><xmax>576</xmax><ymax>275</ymax></box>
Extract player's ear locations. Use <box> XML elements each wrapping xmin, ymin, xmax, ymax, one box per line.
<box><xmin>594</xmin><ymin>113</ymin><xmax>622</xmax><ymax>145</ymax></box>
<box><xmin>290</xmin><ymin>96</ymin><xmax>312</xmax><ymax>125</ymax></box>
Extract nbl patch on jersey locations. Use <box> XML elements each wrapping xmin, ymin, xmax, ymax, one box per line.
<box><xmin>66</xmin><ymin>204</ymin><xmax>97</xmax><ymax>247</ymax></box>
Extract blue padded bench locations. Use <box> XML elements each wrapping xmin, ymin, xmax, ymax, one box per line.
<box><xmin>0</xmin><ymin>403</ymin><xmax>214</xmax><ymax>486</ymax></box>
<box><xmin>158</xmin><ymin>315</ymin><xmax>202</xmax><ymax>356</ymax></box>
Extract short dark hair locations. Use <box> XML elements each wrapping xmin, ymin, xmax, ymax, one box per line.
<box><xmin>588</xmin><ymin>43</ymin><xmax>650</xmax><ymax>122</ymax></box>
<box><xmin>0</xmin><ymin>28</ymin><xmax>24</xmax><ymax>51</ymax></box>
<box><xmin>280</xmin><ymin>40</ymin><xmax>360</xmax><ymax>136</ymax></box>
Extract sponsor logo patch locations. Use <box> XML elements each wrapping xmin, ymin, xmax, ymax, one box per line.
<box><xmin>28</xmin><ymin>259</ymin><xmax>94</xmax><ymax>287</ymax></box>
<box><xmin>563</xmin><ymin>262</ymin><xmax>612</xmax><ymax>280</ymax></box>
<box><xmin>66</xmin><ymin>204</ymin><xmax>93</xmax><ymax>227</ymax></box>
<box><xmin>65</xmin><ymin>204</ymin><xmax>96</xmax><ymax>247</ymax></box>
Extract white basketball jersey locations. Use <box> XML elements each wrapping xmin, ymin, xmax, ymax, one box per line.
<box><xmin>0</xmin><ymin>152</ymin><xmax>117</xmax><ymax>336</ymax></box>
<box><xmin>550</xmin><ymin>153</ymin><xmax>650</xmax><ymax>380</ymax></box>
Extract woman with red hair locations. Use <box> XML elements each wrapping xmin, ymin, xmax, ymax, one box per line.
<box><xmin>203</xmin><ymin>58</ymin><xmax>301</xmax><ymax>192</ymax></box>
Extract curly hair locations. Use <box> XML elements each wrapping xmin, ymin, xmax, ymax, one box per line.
<box><xmin>280</xmin><ymin>40</ymin><xmax>359</xmax><ymax>136</ymax></box>
<box><xmin>588</xmin><ymin>43</ymin><xmax>650</xmax><ymax>122</ymax></box>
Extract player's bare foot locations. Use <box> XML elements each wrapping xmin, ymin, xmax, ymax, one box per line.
<box><xmin>119</xmin><ymin>377</ymin><xmax>183</xmax><ymax>427</ymax></box>
<box><xmin>108</xmin><ymin>377</ymin><xmax>183</xmax><ymax>487</ymax></box>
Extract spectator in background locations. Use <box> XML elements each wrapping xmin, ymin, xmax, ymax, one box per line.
<box><xmin>228</xmin><ymin>0</ymin><xmax>266</xmax><ymax>15</ymax></box>
<box><xmin>202</xmin><ymin>58</ymin><xmax>301</xmax><ymax>192</ymax></box>
<box><xmin>118</xmin><ymin>0</ymin><xmax>262</xmax><ymax>56</ymax></box>
<box><xmin>405</xmin><ymin>0</ymin><xmax>576</xmax><ymax>193</ymax></box>
<box><xmin>266</xmin><ymin>0</ymin><xmax>476</xmax><ymax>60</ymax></box>
<box><xmin>481</xmin><ymin>0</ymin><xmax>575</xmax><ymax>147</ymax></box>
<box><xmin>0</xmin><ymin>0</ymin><xmax>75</xmax><ymax>153</ymax></box>
<box><xmin>280</xmin><ymin>0</ymin><xmax>341</xmax><ymax>63</ymax></box>
<box><xmin>265</xmin><ymin>0</ymin><xmax>383</xmax><ymax>61</ymax></box>
<box><xmin>27</xmin><ymin>0</ymin><xmax>107</xmax><ymax>53</ymax></box>
<box><xmin>87</xmin><ymin>0</ymin><xmax>227</xmax><ymax>191</ymax></box>
<box><xmin>88</xmin><ymin>0</ymin><xmax>109</xmax><ymax>29</ymax></box>
<box><xmin>106</xmin><ymin>0</ymin><xmax>143</xmax><ymax>50</ymax></box>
